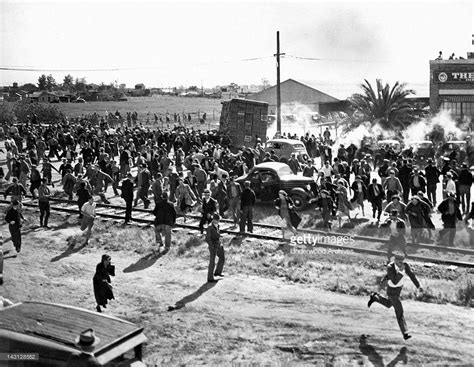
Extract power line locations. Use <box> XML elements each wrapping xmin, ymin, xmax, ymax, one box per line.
<box><xmin>285</xmin><ymin>54</ymin><xmax>389</xmax><ymax>63</ymax></box>
<box><xmin>0</xmin><ymin>54</ymin><xmax>391</xmax><ymax>72</ymax></box>
<box><xmin>0</xmin><ymin>56</ymin><xmax>274</xmax><ymax>73</ymax></box>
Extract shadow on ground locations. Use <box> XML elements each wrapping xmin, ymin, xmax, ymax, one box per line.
<box><xmin>168</xmin><ymin>281</ymin><xmax>218</xmax><ymax>311</ymax></box>
<box><xmin>51</xmin><ymin>238</ymin><xmax>88</xmax><ymax>262</ymax></box>
<box><xmin>123</xmin><ymin>249</ymin><xmax>168</xmax><ymax>273</ymax></box>
<box><xmin>359</xmin><ymin>335</ymin><xmax>408</xmax><ymax>367</ymax></box>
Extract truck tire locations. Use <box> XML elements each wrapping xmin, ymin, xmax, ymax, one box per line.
<box><xmin>291</xmin><ymin>193</ymin><xmax>307</xmax><ymax>210</ymax></box>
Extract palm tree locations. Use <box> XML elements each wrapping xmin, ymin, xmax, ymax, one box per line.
<box><xmin>349</xmin><ymin>79</ymin><xmax>418</xmax><ymax>130</ymax></box>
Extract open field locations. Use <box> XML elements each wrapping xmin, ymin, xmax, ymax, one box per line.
<box><xmin>1</xmin><ymin>212</ymin><xmax>474</xmax><ymax>366</ymax></box>
<box><xmin>55</xmin><ymin>95</ymin><xmax>223</xmax><ymax>125</ymax></box>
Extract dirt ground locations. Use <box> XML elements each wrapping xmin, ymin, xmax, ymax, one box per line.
<box><xmin>1</xmin><ymin>210</ymin><xmax>473</xmax><ymax>366</ymax></box>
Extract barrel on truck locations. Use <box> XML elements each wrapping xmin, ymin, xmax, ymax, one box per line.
<box><xmin>219</xmin><ymin>98</ymin><xmax>268</xmax><ymax>151</ymax></box>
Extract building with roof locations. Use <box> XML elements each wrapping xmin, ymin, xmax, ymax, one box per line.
<box><xmin>247</xmin><ymin>79</ymin><xmax>345</xmax><ymax>114</ymax></box>
<box><xmin>430</xmin><ymin>52</ymin><xmax>474</xmax><ymax>121</ymax></box>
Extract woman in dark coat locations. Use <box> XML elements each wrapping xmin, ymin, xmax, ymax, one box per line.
<box><xmin>93</xmin><ymin>254</ymin><xmax>115</xmax><ymax>313</ymax></box>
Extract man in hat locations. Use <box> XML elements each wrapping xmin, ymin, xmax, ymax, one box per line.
<box><xmin>405</xmin><ymin>195</ymin><xmax>431</xmax><ymax>244</ymax></box>
<box><xmin>437</xmin><ymin>193</ymin><xmax>462</xmax><ymax>246</ymax></box>
<box><xmin>120</xmin><ymin>173</ymin><xmax>135</xmax><ymax>224</ymax></box>
<box><xmin>152</xmin><ymin>192</ymin><xmax>176</xmax><ymax>251</ymax></box>
<box><xmin>193</xmin><ymin>163</ymin><xmax>208</xmax><ymax>201</ymax></box>
<box><xmin>4</xmin><ymin>177</ymin><xmax>27</xmax><ymax>204</ymax></box>
<box><xmin>367</xmin><ymin>253</ymin><xmax>422</xmax><ymax>340</ymax></box>
<box><xmin>5</xmin><ymin>199</ymin><xmax>24</xmax><ymax>253</ymax></box>
<box><xmin>66</xmin><ymin>328</ymin><xmax>101</xmax><ymax>366</ymax></box>
<box><xmin>444</xmin><ymin>172</ymin><xmax>456</xmax><ymax>199</ymax></box>
<box><xmin>134</xmin><ymin>164</ymin><xmax>151</xmax><ymax>209</ymax></box>
<box><xmin>38</xmin><ymin>178</ymin><xmax>51</xmax><ymax>228</ymax></box>
<box><xmin>367</xmin><ymin>178</ymin><xmax>385</xmax><ymax>222</ymax></box>
<box><xmin>226</xmin><ymin>176</ymin><xmax>242</xmax><ymax>228</ymax></box>
<box><xmin>458</xmin><ymin>163</ymin><xmax>472</xmax><ymax>214</ymax></box>
<box><xmin>408</xmin><ymin>167</ymin><xmax>426</xmax><ymax>197</ymax></box>
<box><xmin>424</xmin><ymin>158</ymin><xmax>441</xmax><ymax>206</ymax></box>
<box><xmin>29</xmin><ymin>164</ymin><xmax>42</xmax><ymax>199</ymax></box>
<box><xmin>199</xmin><ymin>188</ymin><xmax>218</xmax><ymax>234</ymax></box>
<box><xmin>206</xmin><ymin>213</ymin><xmax>225</xmax><ymax>283</ymax></box>
<box><xmin>239</xmin><ymin>180</ymin><xmax>256</xmax><ymax>234</ymax></box>
<box><xmin>383</xmin><ymin>170</ymin><xmax>403</xmax><ymax>203</ymax></box>
<box><xmin>398</xmin><ymin>160</ymin><xmax>412</xmax><ymax>203</ymax></box>
<box><xmin>81</xmin><ymin>196</ymin><xmax>96</xmax><ymax>244</ymax></box>
<box><xmin>378</xmin><ymin>159</ymin><xmax>390</xmax><ymax>186</ymax></box>
<box><xmin>380</xmin><ymin>209</ymin><xmax>407</xmax><ymax>260</ymax></box>
<box><xmin>18</xmin><ymin>154</ymin><xmax>30</xmax><ymax>188</ymax></box>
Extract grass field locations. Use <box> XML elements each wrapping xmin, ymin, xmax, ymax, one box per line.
<box><xmin>55</xmin><ymin>95</ymin><xmax>223</xmax><ymax>125</ymax></box>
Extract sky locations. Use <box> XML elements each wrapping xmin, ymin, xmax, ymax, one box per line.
<box><xmin>0</xmin><ymin>0</ymin><xmax>473</xmax><ymax>99</ymax></box>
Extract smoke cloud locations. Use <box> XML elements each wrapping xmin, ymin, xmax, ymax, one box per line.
<box><xmin>266</xmin><ymin>103</ymin><xmax>320</xmax><ymax>139</ymax></box>
<box><xmin>403</xmin><ymin>110</ymin><xmax>470</xmax><ymax>146</ymax></box>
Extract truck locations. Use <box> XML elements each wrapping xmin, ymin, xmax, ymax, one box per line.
<box><xmin>0</xmin><ymin>301</ymin><xmax>147</xmax><ymax>366</ymax></box>
<box><xmin>219</xmin><ymin>98</ymin><xmax>268</xmax><ymax>151</ymax></box>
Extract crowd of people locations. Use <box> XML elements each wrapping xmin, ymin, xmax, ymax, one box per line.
<box><xmin>1</xmin><ymin>117</ymin><xmax>473</xmax><ymax>271</ymax></box>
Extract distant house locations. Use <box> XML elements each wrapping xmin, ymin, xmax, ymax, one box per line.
<box><xmin>135</xmin><ymin>83</ymin><xmax>145</xmax><ymax>90</ymax></box>
<box><xmin>8</xmin><ymin>93</ymin><xmax>22</xmax><ymax>102</ymax></box>
<box><xmin>27</xmin><ymin>91</ymin><xmax>59</xmax><ymax>103</ymax></box>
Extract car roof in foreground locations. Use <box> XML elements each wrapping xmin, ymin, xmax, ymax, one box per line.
<box><xmin>0</xmin><ymin>302</ymin><xmax>142</xmax><ymax>353</ymax></box>
<box><xmin>252</xmin><ymin>162</ymin><xmax>290</xmax><ymax>170</ymax></box>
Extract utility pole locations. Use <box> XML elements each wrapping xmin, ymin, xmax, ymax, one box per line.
<box><xmin>274</xmin><ymin>31</ymin><xmax>285</xmax><ymax>137</ymax></box>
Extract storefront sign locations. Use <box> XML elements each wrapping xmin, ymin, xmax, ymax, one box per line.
<box><xmin>434</xmin><ymin>71</ymin><xmax>474</xmax><ymax>83</ymax></box>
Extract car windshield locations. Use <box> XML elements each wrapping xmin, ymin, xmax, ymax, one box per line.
<box><xmin>275</xmin><ymin>165</ymin><xmax>293</xmax><ymax>176</ymax></box>
<box><xmin>292</xmin><ymin>143</ymin><xmax>305</xmax><ymax>149</ymax></box>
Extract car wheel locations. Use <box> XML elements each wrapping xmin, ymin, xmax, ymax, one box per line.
<box><xmin>291</xmin><ymin>193</ymin><xmax>307</xmax><ymax>210</ymax></box>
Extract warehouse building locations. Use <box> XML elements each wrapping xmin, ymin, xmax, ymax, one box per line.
<box><xmin>430</xmin><ymin>52</ymin><xmax>474</xmax><ymax>121</ymax></box>
<box><xmin>247</xmin><ymin>79</ymin><xmax>347</xmax><ymax>115</ymax></box>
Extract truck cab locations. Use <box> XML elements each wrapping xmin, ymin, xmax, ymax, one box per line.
<box><xmin>0</xmin><ymin>301</ymin><xmax>147</xmax><ymax>366</ymax></box>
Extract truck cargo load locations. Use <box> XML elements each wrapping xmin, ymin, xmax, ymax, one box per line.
<box><xmin>219</xmin><ymin>98</ymin><xmax>268</xmax><ymax>151</ymax></box>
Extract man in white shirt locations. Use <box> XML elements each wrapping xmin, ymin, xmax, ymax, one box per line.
<box><xmin>444</xmin><ymin>172</ymin><xmax>456</xmax><ymax>198</ymax></box>
<box><xmin>80</xmin><ymin>196</ymin><xmax>96</xmax><ymax>244</ymax></box>
<box><xmin>368</xmin><ymin>254</ymin><xmax>423</xmax><ymax>340</ymax></box>
<box><xmin>321</xmin><ymin>161</ymin><xmax>334</xmax><ymax>181</ymax></box>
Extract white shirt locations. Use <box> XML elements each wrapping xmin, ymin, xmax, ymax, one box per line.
<box><xmin>321</xmin><ymin>166</ymin><xmax>333</xmax><ymax>178</ymax></box>
<box><xmin>390</xmin><ymin>221</ymin><xmax>398</xmax><ymax>236</ymax></box>
<box><xmin>445</xmin><ymin>179</ymin><xmax>456</xmax><ymax>195</ymax></box>
<box><xmin>388</xmin><ymin>266</ymin><xmax>405</xmax><ymax>288</ymax></box>
<box><xmin>81</xmin><ymin>202</ymin><xmax>96</xmax><ymax>217</ymax></box>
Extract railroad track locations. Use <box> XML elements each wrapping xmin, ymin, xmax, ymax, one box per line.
<box><xmin>1</xmin><ymin>196</ymin><xmax>473</xmax><ymax>268</ymax></box>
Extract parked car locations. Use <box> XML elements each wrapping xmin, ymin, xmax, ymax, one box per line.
<box><xmin>406</xmin><ymin>140</ymin><xmax>435</xmax><ymax>163</ymax></box>
<box><xmin>73</xmin><ymin>98</ymin><xmax>86</xmax><ymax>103</ymax></box>
<box><xmin>265</xmin><ymin>138</ymin><xmax>309</xmax><ymax>163</ymax></box>
<box><xmin>440</xmin><ymin>140</ymin><xmax>467</xmax><ymax>162</ymax></box>
<box><xmin>236</xmin><ymin>162</ymin><xmax>315</xmax><ymax>209</ymax></box>
<box><xmin>0</xmin><ymin>301</ymin><xmax>147</xmax><ymax>366</ymax></box>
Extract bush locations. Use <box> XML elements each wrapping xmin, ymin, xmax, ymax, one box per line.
<box><xmin>177</xmin><ymin>235</ymin><xmax>203</xmax><ymax>256</ymax></box>
<box><xmin>0</xmin><ymin>102</ymin><xmax>16</xmax><ymax>125</ymax></box>
<box><xmin>13</xmin><ymin>100</ymin><xmax>66</xmax><ymax>124</ymax></box>
<box><xmin>457</xmin><ymin>276</ymin><xmax>474</xmax><ymax>307</ymax></box>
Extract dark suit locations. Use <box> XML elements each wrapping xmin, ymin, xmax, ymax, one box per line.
<box><xmin>199</xmin><ymin>197</ymin><xmax>218</xmax><ymax>234</ymax></box>
<box><xmin>367</xmin><ymin>183</ymin><xmax>385</xmax><ymax>220</ymax></box>
<box><xmin>206</xmin><ymin>223</ymin><xmax>225</xmax><ymax>281</ymax></box>
<box><xmin>437</xmin><ymin>198</ymin><xmax>462</xmax><ymax>246</ymax></box>
<box><xmin>373</xmin><ymin>262</ymin><xmax>420</xmax><ymax>335</ymax></box>
<box><xmin>121</xmin><ymin>178</ymin><xmax>134</xmax><ymax>223</ymax></box>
